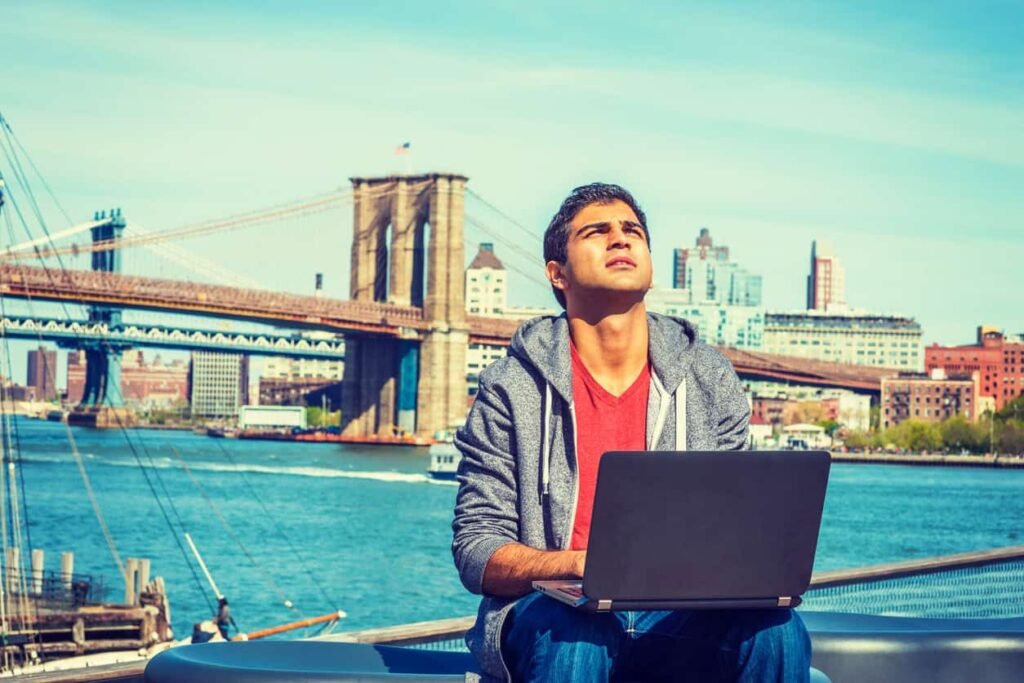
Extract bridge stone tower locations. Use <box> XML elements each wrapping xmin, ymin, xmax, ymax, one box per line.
<box><xmin>341</xmin><ymin>174</ymin><xmax>469</xmax><ymax>438</ymax></box>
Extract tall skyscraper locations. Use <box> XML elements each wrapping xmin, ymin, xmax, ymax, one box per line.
<box><xmin>672</xmin><ymin>228</ymin><xmax>761</xmax><ymax>306</ymax></box>
<box><xmin>26</xmin><ymin>346</ymin><xmax>57</xmax><ymax>401</ymax></box>
<box><xmin>806</xmin><ymin>240</ymin><xmax>847</xmax><ymax>312</ymax></box>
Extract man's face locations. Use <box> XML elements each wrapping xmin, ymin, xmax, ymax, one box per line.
<box><xmin>547</xmin><ymin>199</ymin><xmax>653</xmax><ymax>309</ymax></box>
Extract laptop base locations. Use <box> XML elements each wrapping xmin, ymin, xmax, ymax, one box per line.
<box><xmin>533</xmin><ymin>580</ymin><xmax>801</xmax><ymax>612</ymax></box>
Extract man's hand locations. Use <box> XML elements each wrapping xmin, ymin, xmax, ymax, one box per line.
<box><xmin>481</xmin><ymin>544</ymin><xmax>586</xmax><ymax>598</ymax></box>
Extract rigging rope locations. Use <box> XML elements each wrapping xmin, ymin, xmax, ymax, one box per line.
<box><xmin>0</xmin><ymin>129</ymin><xmax>215</xmax><ymax>614</ymax></box>
<box><xmin>211</xmin><ymin>440</ymin><xmax>341</xmax><ymax>613</ymax></box>
<box><xmin>169</xmin><ymin>445</ymin><xmax>303</xmax><ymax>617</ymax></box>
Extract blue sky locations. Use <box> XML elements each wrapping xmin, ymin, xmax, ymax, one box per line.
<box><xmin>2</xmin><ymin>0</ymin><xmax>1023</xmax><ymax>383</ymax></box>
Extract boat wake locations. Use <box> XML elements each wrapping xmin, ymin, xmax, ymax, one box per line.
<box><xmin>20</xmin><ymin>454</ymin><xmax>441</xmax><ymax>485</ymax></box>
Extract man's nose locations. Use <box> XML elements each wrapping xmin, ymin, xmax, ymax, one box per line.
<box><xmin>607</xmin><ymin>226</ymin><xmax>631</xmax><ymax>249</ymax></box>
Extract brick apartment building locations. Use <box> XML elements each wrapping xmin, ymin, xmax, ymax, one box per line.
<box><xmin>26</xmin><ymin>347</ymin><xmax>58</xmax><ymax>401</ymax></box>
<box><xmin>880</xmin><ymin>369</ymin><xmax>983</xmax><ymax>429</ymax></box>
<box><xmin>925</xmin><ymin>326</ymin><xmax>1024</xmax><ymax>411</ymax></box>
<box><xmin>67</xmin><ymin>350</ymin><xmax>189</xmax><ymax>406</ymax></box>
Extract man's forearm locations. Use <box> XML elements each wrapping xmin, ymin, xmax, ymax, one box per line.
<box><xmin>482</xmin><ymin>543</ymin><xmax>585</xmax><ymax>598</ymax></box>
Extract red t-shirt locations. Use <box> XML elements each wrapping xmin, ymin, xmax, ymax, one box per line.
<box><xmin>569</xmin><ymin>342</ymin><xmax>650</xmax><ymax>550</ymax></box>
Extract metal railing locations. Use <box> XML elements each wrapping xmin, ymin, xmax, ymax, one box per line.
<box><xmin>1</xmin><ymin>566</ymin><xmax>108</xmax><ymax>610</ymax></box>
<box><xmin>325</xmin><ymin>544</ymin><xmax>1024</xmax><ymax>652</ymax></box>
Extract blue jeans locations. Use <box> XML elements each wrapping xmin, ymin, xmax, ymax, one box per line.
<box><xmin>502</xmin><ymin>592</ymin><xmax>811</xmax><ymax>682</ymax></box>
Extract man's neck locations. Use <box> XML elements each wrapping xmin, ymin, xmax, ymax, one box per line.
<box><xmin>567</xmin><ymin>301</ymin><xmax>649</xmax><ymax>396</ymax></box>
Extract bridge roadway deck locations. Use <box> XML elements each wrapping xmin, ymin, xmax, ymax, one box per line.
<box><xmin>0</xmin><ymin>264</ymin><xmax>890</xmax><ymax>391</ymax></box>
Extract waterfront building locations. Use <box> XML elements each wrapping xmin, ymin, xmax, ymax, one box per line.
<box><xmin>752</xmin><ymin>395</ymin><xmax>789</xmax><ymax>430</ymax></box>
<box><xmin>465</xmin><ymin>243</ymin><xmax>507</xmax><ymax>316</ymax></box>
<box><xmin>258</xmin><ymin>353</ymin><xmax>343</xmax><ymax>409</ymax></box>
<box><xmin>646</xmin><ymin>289</ymin><xmax>764</xmax><ymax>349</ymax></box>
<box><xmin>464</xmin><ymin>244</ymin><xmax>557</xmax><ymax>390</ymax></box>
<box><xmin>66</xmin><ymin>350</ymin><xmax>189</xmax><ymax>407</ymax></box>
<box><xmin>1</xmin><ymin>379</ymin><xmax>37</xmax><ymax>403</ymax></box>
<box><xmin>262</xmin><ymin>356</ymin><xmax>344</xmax><ymax>381</ymax></box>
<box><xmin>880</xmin><ymin>368</ymin><xmax>981</xmax><ymax>429</ymax></box>
<box><xmin>823</xmin><ymin>394</ymin><xmax>872</xmax><ymax>432</ymax></box>
<box><xmin>925</xmin><ymin>326</ymin><xmax>1024</xmax><ymax>411</ymax></box>
<box><xmin>750</xmin><ymin>391</ymin><xmax>869</xmax><ymax>433</ymax></box>
<box><xmin>763</xmin><ymin>311</ymin><xmax>924</xmax><ymax>370</ymax></box>
<box><xmin>26</xmin><ymin>346</ymin><xmax>58</xmax><ymax>401</ymax></box>
<box><xmin>749</xmin><ymin>415</ymin><xmax>774</xmax><ymax>449</ymax></box>
<box><xmin>238</xmin><ymin>405</ymin><xmax>307</xmax><ymax>430</ymax></box>
<box><xmin>807</xmin><ymin>240</ymin><xmax>847</xmax><ymax>312</ymax></box>
<box><xmin>189</xmin><ymin>351</ymin><xmax>248</xmax><ymax>418</ymax></box>
<box><xmin>672</xmin><ymin>228</ymin><xmax>762</xmax><ymax>306</ymax></box>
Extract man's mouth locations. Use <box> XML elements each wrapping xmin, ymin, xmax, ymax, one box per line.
<box><xmin>606</xmin><ymin>256</ymin><xmax>636</xmax><ymax>268</ymax></box>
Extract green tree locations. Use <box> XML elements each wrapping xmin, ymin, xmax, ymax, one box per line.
<box><xmin>940</xmin><ymin>415</ymin><xmax>986</xmax><ymax>454</ymax></box>
<box><xmin>815</xmin><ymin>419</ymin><xmax>841</xmax><ymax>437</ymax></box>
<box><xmin>305</xmin><ymin>407</ymin><xmax>341</xmax><ymax>428</ymax></box>
<box><xmin>997</xmin><ymin>420</ymin><xmax>1024</xmax><ymax>455</ymax></box>
<box><xmin>997</xmin><ymin>394</ymin><xmax>1024</xmax><ymax>421</ymax></box>
<box><xmin>885</xmin><ymin>419</ymin><xmax>942</xmax><ymax>452</ymax></box>
<box><xmin>842</xmin><ymin>430</ymin><xmax>872</xmax><ymax>449</ymax></box>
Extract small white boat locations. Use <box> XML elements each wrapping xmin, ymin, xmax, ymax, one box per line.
<box><xmin>427</xmin><ymin>442</ymin><xmax>461</xmax><ymax>480</ymax></box>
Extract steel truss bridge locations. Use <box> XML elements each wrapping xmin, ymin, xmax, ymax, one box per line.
<box><xmin>0</xmin><ymin>316</ymin><xmax>346</xmax><ymax>360</ymax></box>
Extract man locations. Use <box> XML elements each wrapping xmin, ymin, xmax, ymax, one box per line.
<box><xmin>453</xmin><ymin>183</ymin><xmax>811</xmax><ymax>681</ymax></box>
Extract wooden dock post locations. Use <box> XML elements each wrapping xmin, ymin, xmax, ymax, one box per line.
<box><xmin>137</xmin><ymin>558</ymin><xmax>151</xmax><ymax>598</ymax></box>
<box><xmin>124</xmin><ymin>558</ymin><xmax>139</xmax><ymax>606</ymax></box>
<box><xmin>30</xmin><ymin>549</ymin><xmax>44</xmax><ymax>595</ymax></box>
<box><xmin>61</xmin><ymin>551</ymin><xmax>74</xmax><ymax>592</ymax></box>
<box><xmin>5</xmin><ymin>548</ymin><xmax>20</xmax><ymax>597</ymax></box>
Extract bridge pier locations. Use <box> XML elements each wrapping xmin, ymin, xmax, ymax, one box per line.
<box><xmin>341</xmin><ymin>174</ymin><xmax>468</xmax><ymax>438</ymax></box>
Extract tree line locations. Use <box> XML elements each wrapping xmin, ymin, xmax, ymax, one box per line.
<box><xmin>841</xmin><ymin>395</ymin><xmax>1024</xmax><ymax>455</ymax></box>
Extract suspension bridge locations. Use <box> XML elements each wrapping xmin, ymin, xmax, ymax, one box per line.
<box><xmin>0</xmin><ymin>149</ymin><xmax>890</xmax><ymax>436</ymax></box>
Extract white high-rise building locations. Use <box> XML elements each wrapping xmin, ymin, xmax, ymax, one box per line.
<box><xmin>646</xmin><ymin>289</ymin><xmax>765</xmax><ymax>350</ymax></box>
<box><xmin>190</xmin><ymin>352</ymin><xmax>248</xmax><ymax>418</ymax></box>
<box><xmin>672</xmin><ymin>228</ymin><xmax>762</xmax><ymax>307</ymax></box>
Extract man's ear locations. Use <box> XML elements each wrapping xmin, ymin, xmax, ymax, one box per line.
<box><xmin>546</xmin><ymin>261</ymin><xmax>566</xmax><ymax>291</ymax></box>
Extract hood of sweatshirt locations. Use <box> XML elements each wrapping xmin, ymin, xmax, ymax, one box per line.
<box><xmin>507</xmin><ymin>311</ymin><xmax>700</xmax><ymax>403</ymax></box>
<box><xmin>505</xmin><ymin>311</ymin><xmax>701</xmax><ymax>497</ymax></box>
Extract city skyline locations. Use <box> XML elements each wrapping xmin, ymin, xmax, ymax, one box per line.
<box><xmin>2</xmin><ymin>1</ymin><xmax>1021</xmax><ymax>377</ymax></box>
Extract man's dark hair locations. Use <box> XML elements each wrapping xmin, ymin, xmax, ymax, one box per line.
<box><xmin>543</xmin><ymin>182</ymin><xmax>649</xmax><ymax>309</ymax></box>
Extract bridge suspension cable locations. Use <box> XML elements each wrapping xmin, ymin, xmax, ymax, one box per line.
<box><xmin>0</xmin><ymin>118</ymin><xmax>219</xmax><ymax>612</ymax></box>
<box><xmin>0</xmin><ymin>179</ymin><xmax>422</xmax><ymax>262</ymax></box>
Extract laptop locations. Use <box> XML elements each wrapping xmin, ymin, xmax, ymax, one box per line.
<box><xmin>533</xmin><ymin>450</ymin><xmax>831</xmax><ymax>612</ymax></box>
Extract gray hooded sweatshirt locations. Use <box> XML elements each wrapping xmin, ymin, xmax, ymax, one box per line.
<box><xmin>452</xmin><ymin>312</ymin><xmax>751</xmax><ymax>681</ymax></box>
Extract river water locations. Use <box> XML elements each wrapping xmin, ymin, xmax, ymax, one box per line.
<box><xmin>10</xmin><ymin>417</ymin><xmax>1024</xmax><ymax>639</ymax></box>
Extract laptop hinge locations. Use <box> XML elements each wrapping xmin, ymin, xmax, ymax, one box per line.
<box><xmin>596</xmin><ymin>600</ymin><xmax>613</xmax><ymax>612</ymax></box>
<box><xmin>777</xmin><ymin>596</ymin><xmax>793</xmax><ymax>607</ymax></box>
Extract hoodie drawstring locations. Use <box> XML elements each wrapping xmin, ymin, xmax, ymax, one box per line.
<box><xmin>650</xmin><ymin>372</ymin><xmax>687</xmax><ymax>450</ymax></box>
<box><xmin>675</xmin><ymin>377</ymin><xmax>688</xmax><ymax>449</ymax></box>
<box><xmin>541</xmin><ymin>383</ymin><xmax>552</xmax><ymax>500</ymax></box>
<box><xmin>649</xmin><ymin>373</ymin><xmax>670</xmax><ymax>449</ymax></box>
